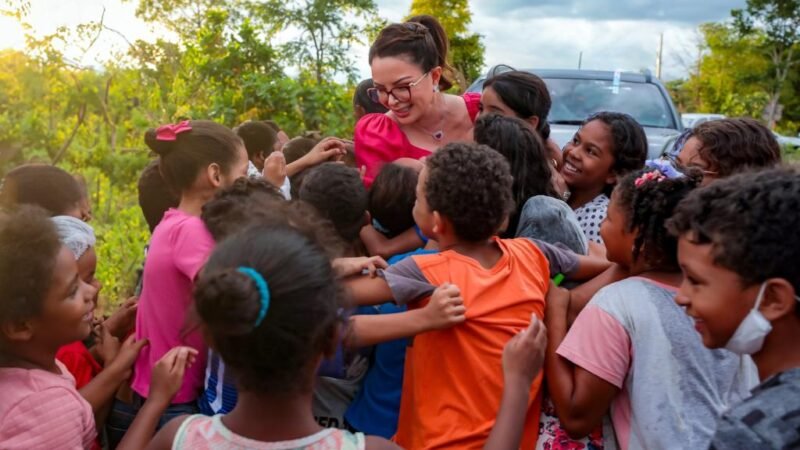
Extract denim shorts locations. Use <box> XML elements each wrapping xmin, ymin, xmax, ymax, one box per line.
<box><xmin>105</xmin><ymin>393</ymin><xmax>198</xmax><ymax>449</ymax></box>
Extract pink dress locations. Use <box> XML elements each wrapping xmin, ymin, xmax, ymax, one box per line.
<box><xmin>354</xmin><ymin>92</ymin><xmax>481</xmax><ymax>186</ymax></box>
<box><xmin>132</xmin><ymin>208</ymin><xmax>214</xmax><ymax>404</ymax></box>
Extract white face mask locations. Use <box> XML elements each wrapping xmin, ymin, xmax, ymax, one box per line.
<box><xmin>724</xmin><ymin>283</ymin><xmax>772</xmax><ymax>355</ymax></box>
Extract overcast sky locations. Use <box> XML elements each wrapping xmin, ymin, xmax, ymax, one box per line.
<box><xmin>0</xmin><ymin>0</ymin><xmax>747</xmax><ymax>81</ymax></box>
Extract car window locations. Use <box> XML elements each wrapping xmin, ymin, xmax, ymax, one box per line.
<box><xmin>544</xmin><ymin>78</ymin><xmax>675</xmax><ymax>129</ymax></box>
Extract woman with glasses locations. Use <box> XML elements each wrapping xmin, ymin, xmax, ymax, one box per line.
<box><xmin>354</xmin><ymin>15</ymin><xmax>481</xmax><ymax>187</ymax></box>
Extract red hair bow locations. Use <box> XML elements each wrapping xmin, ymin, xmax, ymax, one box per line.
<box><xmin>155</xmin><ymin>120</ymin><xmax>192</xmax><ymax>141</ymax></box>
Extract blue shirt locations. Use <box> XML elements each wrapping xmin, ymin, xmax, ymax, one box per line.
<box><xmin>344</xmin><ymin>248</ymin><xmax>437</xmax><ymax>438</ymax></box>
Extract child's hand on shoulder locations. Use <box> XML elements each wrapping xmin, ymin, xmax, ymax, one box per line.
<box><xmin>332</xmin><ymin>256</ymin><xmax>389</xmax><ymax>278</ymax></box>
<box><xmin>103</xmin><ymin>296</ymin><xmax>138</xmax><ymax>340</ymax></box>
<box><xmin>423</xmin><ymin>283</ymin><xmax>467</xmax><ymax>330</ymax></box>
<box><xmin>263</xmin><ymin>151</ymin><xmax>287</xmax><ymax>188</ymax></box>
<box><xmin>107</xmin><ymin>335</ymin><xmax>149</xmax><ymax>378</ymax></box>
<box><xmin>502</xmin><ymin>314</ymin><xmax>547</xmax><ymax>388</ymax></box>
<box><xmin>149</xmin><ymin>346</ymin><xmax>199</xmax><ymax>406</ymax></box>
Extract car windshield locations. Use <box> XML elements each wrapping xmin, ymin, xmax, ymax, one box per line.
<box><xmin>544</xmin><ymin>78</ymin><xmax>675</xmax><ymax>129</ymax></box>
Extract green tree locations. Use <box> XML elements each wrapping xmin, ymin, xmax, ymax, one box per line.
<box><xmin>733</xmin><ymin>0</ymin><xmax>800</xmax><ymax>127</ymax></box>
<box><xmin>408</xmin><ymin>0</ymin><xmax>485</xmax><ymax>90</ymax></box>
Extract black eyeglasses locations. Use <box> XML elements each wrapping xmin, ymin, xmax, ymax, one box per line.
<box><xmin>367</xmin><ymin>71</ymin><xmax>430</xmax><ymax>104</ymax></box>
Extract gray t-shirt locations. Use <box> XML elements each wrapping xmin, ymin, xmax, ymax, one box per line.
<box><xmin>710</xmin><ymin>367</ymin><xmax>800</xmax><ymax>450</ymax></box>
<box><xmin>558</xmin><ymin>278</ymin><xmax>758</xmax><ymax>450</ymax></box>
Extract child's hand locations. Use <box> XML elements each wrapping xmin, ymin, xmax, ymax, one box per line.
<box><xmin>95</xmin><ymin>322</ymin><xmax>122</xmax><ymax>366</ymax></box>
<box><xmin>148</xmin><ymin>346</ymin><xmax>199</xmax><ymax>406</ymax></box>
<box><xmin>502</xmin><ymin>314</ymin><xmax>547</xmax><ymax>388</ymax></box>
<box><xmin>422</xmin><ymin>283</ymin><xmax>467</xmax><ymax>330</ymax></box>
<box><xmin>108</xmin><ymin>335</ymin><xmax>149</xmax><ymax>378</ymax></box>
<box><xmin>103</xmin><ymin>297</ymin><xmax>138</xmax><ymax>340</ymax></box>
<box><xmin>332</xmin><ymin>256</ymin><xmax>389</xmax><ymax>278</ymax></box>
<box><xmin>263</xmin><ymin>151</ymin><xmax>287</xmax><ymax>188</ymax></box>
<box><xmin>302</xmin><ymin>137</ymin><xmax>347</xmax><ymax>167</ymax></box>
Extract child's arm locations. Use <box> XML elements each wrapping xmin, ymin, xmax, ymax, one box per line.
<box><xmin>118</xmin><ymin>347</ymin><xmax>198</xmax><ymax>450</ymax></box>
<box><xmin>568</xmin><ymin>264</ymin><xmax>628</xmax><ymax>325</ymax></box>
<box><xmin>345</xmin><ymin>256</ymin><xmax>435</xmax><ymax>306</ymax></box>
<box><xmin>286</xmin><ymin>137</ymin><xmax>347</xmax><ymax>177</ymax></box>
<box><xmin>79</xmin><ymin>334</ymin><xmax>148</xmax><ymax>423</ymax></box>
<box><xmin>360</xmin><ymin>225</ymin><xmax>424</xmax><ymax>260</ymax></box>
<box><xmin>544</xmin><ymin>285</ymin><xmax>619</xmax><ymax>439</ymax></box>
<box><xmin>569</xmin><ymin>254</ymin><xmax>613</xmax><ymax>281</ymax></box>
<box><xmin>485</xmin><ymin>315</ymin><xmax>547</xmax><ymax>450</ymax></box>
<box><xmin>346</xmin><ymin>283</ymin><xmax>466</xmax><ymax>347</ymax></box>
<box><xmin>345</xmin><ymin>275</ymin><xmax>396</xmax><ymax>306</ymax></box>
<box><xmin>332</xmin><ymin>256</ymin><xmax>388</xmax><ymax>279</ymax></box>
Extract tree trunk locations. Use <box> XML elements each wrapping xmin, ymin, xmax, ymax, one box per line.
<box><xmin>51</xmin><ymin>103</ymin><xmax>87</xmax><ymax>165</ymax></box>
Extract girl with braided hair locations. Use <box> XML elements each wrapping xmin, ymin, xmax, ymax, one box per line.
<box><xmin>543</xmin><ymin>168</ymin><xmax>758</xmax><ymax>450</ymax></box>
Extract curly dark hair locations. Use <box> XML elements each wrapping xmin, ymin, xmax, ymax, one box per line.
<box><xmin>298</xmin><ymin>163</ymin><xmax>368</xmax><ymax>243</ymax></box>
<box><xmin>614</xmin><ymin>169</ymin><xmax>700</xmax><ymax>271</ymax></box>
<box><xmin>369</xmin><ymin>163</ymin><xmax>419</xmax><ymax>237</ymax></box>
<box><xmin>586</xmin><ymin>112</ymin><xmax>648</xmax><ymax>187</ymax></box>
<box><xmin>667</xmin><ymin>166</ymin><xmax>800</xmax><ymax>294</ymax></box>
<box><xmin>201</xmin><ymin>177</ymin><xmax>285</xmax><ymax>241</ymax></box>
<box><xmin>0</xmin><ymin>164</ymin><xmax>83</xmax><ymax>216</ymax></box>
<box><xmin>425</xmin><ymin>142</ymin><xmax>514</xmax><ymax>241</ymax></box>
<box><xmin>0</xmin><ymin>206</ymin><xmax>63</xmax><ymax>324</ymax></box>
<box><xmin>691</xmin><ymin>118</ymin><xmax>781</xmax><ymax>177</ymax></box>
<box><xmin>194</xmin><ymin>225</ymin><xmax>344</xmax><ymax>395</ymax></box>
<box><xmin>201</xmin><ymin>177</ymin><xmax>344</xmax><ymax>258</ymax></box>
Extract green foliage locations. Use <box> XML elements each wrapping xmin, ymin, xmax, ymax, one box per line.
<box><xmin>408</xmin><ymin>0</ymin><xmax>485</xmax><ymax>90</ymax></box>
<box><xmin>1</xmin><ymin>0</ymin><xmax>377</xmax><ymax>309</ymax></box>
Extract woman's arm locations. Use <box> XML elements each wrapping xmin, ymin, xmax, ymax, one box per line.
<box><xmin>544</xmin><ymin>286</ymin><xmax>619</xmax><ymax>439</ymax></box>
<box><xmin>345</xmin><ymin>283</ymin><xmax>465</xmax><ymax>347</ymax></box>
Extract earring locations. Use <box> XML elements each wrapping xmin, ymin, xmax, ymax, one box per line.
<box><xmin>433</xmin><ymin>86</ymin><xmax>439</xmax><ymax>92</ymax></box>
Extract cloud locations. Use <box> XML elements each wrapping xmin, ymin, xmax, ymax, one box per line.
<box><xmin>472</xmin><ymin>0</ymin><xmax>746</xmax><ymax>23</ymax></box>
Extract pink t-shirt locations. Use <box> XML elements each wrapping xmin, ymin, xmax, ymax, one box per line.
<box><xmin>0</xmin><ymin>360</ymin><xmax>95</xmax><ymax>449</ymax></box>
<box><xmin>354</xmin><ymin>92</ymin><xmax>481</xmax><ymax>187</ymax></box>
<box><xmin>132</xmin><ymin>208</ymin><xmax>213</xmax><ymax>404</ymax></box>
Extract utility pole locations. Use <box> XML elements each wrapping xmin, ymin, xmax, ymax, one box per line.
<box><xmin>656</xmin><ymin>33</ymin><xmax>664</xmax><ymax>79</ymax></box>
<box><xmin>578</xmin><ymin>51</ymin><xmax>583</xmax><ymax>70</ymax></box>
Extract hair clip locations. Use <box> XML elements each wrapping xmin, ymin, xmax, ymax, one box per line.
<box><xmin>237</xmin><ymin>267</ymin><xmax>271</xmax><ymax>327</ymax></box>
<box><xmin>155</xmin><ymin>120</ymin><xmax>192</xmax><ymax>141</ymax></box>
<box><xmin>634</xmin><ymin>170</ymin><xmax>666</xmax><ymax>188</ymax></box>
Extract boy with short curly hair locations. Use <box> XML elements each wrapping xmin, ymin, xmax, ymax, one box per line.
<box><xmin>669</xmin><ymin>166</ymin><xmax>800</xmax><ymax>449</ymax></box>
<box><xmin>346</xmin><ymin>142</ymin><xmax>608</xmax><ymax>449</ymax></box>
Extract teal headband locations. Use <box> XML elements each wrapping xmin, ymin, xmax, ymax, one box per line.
<box><xmin>237</xmin><ymin>267</ymin><xmax>271</xmax><ymax>327</ymax></box>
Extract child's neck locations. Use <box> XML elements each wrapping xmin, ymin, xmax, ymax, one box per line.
<box><xmin>754</xmin><ymin>318</ymin><xmax>800</xmax><ymax>380</ymax></box>
<box><xmin>627</xmin><ymin>261</ymin><xmax>683</xmax><ymax>288</ymax></box>
<box><xmin>178</xmin><ymin>189</ymin><xmax>215</xmax><ymax>217</ymax></box>
<box><xmin>222</xmin><ymin>390</ymin><xmax>322</xmax><ymax>442</ymax></box>
<box><xmin>568</xmin><ymin>185</ymin><xmax>606</xmax><ymax>210</ymax></box>
<box><xmin>438</xmin><ymin>235</ymin><xmax>502</xmax><ymax>270</ymax></box>
<box><xmin>0</xmin><ymin>343</ymin><xmax>60</xmax><ymax>373</ymax></box>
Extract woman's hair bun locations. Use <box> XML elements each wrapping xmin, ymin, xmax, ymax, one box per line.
<box><xmin>144</xmin><ymin>128</ymin><xmax>175</xmax><ymax>156</ymax></box>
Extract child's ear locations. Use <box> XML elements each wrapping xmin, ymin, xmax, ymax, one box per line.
<box><xmin>1</xmin><ymin>320</ymin><xmax>35</xmax><ymax>343</ymax></box>
<box><xmin>207</xmin><ymin>163</ymin><xmax>222</xmax><ymax>188</ymax></box>
<box><xmin>761</xmin><ymin>279</ymin><xmax>799</xmax><ymax>322</ymax></box>
<box><xmin>605</xmin><ymin>172</ymin><xmax>618</xmax><ymax>186</ymax></box>
<box><xmin>432</xmin><ymin>211</ymin><xmax>443</xmax><ymax>236</ymax></box>
<box><xmin>526</xmin><ymin>116</ymin><xmax>540</xmax><ymax>130</ymax></box>
<box><xmin>363</xmin><ymin>211</ymin><xmax>371</xmax><ymax>227</ymax></box>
